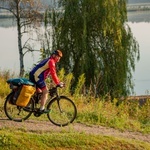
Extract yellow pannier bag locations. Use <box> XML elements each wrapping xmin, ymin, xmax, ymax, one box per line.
<box><xmin>16</xmin><ymin>85</ymin><xmax>36</xmax><ymax>107</ymax></box>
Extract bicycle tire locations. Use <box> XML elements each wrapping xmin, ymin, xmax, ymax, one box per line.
<box><xmin>47</xmin><ymin>96</ymin><xmax>77</xmax><ymax>126</ymax></box>
<box><xmin>4</xmin><ymin>92</ymin><xmax>34</xmax><ymax>122</ymax></box>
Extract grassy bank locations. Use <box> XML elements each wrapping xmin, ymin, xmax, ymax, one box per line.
<box><xmin>0</xmin><ymin>128</ymin><xmax>150</xmax><ymax>150</ymax></box>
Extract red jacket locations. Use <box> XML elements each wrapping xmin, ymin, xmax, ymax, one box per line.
<box><xmin>30</xmin><ymin>57</ymin><xmax>60</xmax><ymax>84</ymax></box>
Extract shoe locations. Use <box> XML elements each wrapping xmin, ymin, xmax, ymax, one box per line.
<box><xmin>37</xmin><ymin>109</ymin><xmax>50</xmax><ymax>114</ymax></box>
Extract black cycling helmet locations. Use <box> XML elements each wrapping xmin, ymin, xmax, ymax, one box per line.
<box><xmin>52</xmin><ymin>50</ymin><xmax>63</xmax><ymax>57</ymax></box>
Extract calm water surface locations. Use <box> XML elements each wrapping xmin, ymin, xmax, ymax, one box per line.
<box><xmin>0</xmin><ymin>20</ymin><xmax>41</xmax><ymax>73</ymax></box>
<box><xmin>128</xmin><ymin>11</ymin><xmax>150</xmax><ymax>95</ymax></box>
<box><xmin>128</xmin><ymin>22</ymin><xmax>150</xmax><ymax>95</ymax></box>
<box><xmin>0</xmin><ymin>12</ymin><xmax>150</xmax><ymax>95</ymax></box>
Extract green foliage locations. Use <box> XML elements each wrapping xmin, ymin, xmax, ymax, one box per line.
<box><xmin>0</xmin><ymin>129</ymin><xmax>150</xmax><ymax>150</ymax></box>
<box><xmin>53</xmin><ymin>69</ymin><xmax>85</xmax><ymax>97</ymax></box>
<box><xmin>47</xmin><ymin>0</ymin><xmax>140</xmax><ymax>98</ymax></box>
<box><xmin>63</xmin><ymin>73</ymin><xmax>74</xmax><ymax>95</ymax></box>
<box><xmin>126</xmin><ymin>99</ymin><xmax>150</xmax><ymax>133</ymax></box>
<box><xmin>73</xmin><ymin>74</ymin><xmax>85</xmax><ymax>98</ymax></box>
<box><xmin>0</xmin><ymin>134</ymin><xmax>12</xmax><ymax>148</ymax></box>
<box><xmin>0</xmin><ymin>70</ymin><xmax>15</xmax><ymax>98</ymax></box>
<box><xmin>38</xmin><ymin>1</ymin><xmax>60</xmax><ymax>60</ymax></box>
<box><xmin>57</xmin><ymin>68</ymin><xmax>74</xmax><ymax>95</ymax></box>
<box><xmin>77</xmin><ymin>98</ymin><xmax>150</xmax><ymax>133</ymax></box>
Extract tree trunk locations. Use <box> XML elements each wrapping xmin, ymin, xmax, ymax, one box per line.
<box><xmin>16</xmin><ymin>1</ymin><xmax>24</xmax><ymax>77</ymax></box>
<box><xmin>17</xmin><ymin>24</ymin><xmax>24</xmax><ymax>77</ymax></box>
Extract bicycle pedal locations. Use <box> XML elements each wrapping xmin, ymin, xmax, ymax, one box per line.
<box><xmin>34</xmin><ymin>111</ymin><xmax>41</xmax><ymax>117</ymax></box>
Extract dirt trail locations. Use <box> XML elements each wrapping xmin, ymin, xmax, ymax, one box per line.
<box><xmin>0</xmin><ymin>118</ymin><xmax>150</xmax><ymax>143</ymax></box>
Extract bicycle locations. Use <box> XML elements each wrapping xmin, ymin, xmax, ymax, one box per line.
<box><xmin>4</xmin><ymin>78</ymin><xmax>77</xmax><ymax>127</ymax></box>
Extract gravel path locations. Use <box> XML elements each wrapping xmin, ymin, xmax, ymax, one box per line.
<box><xmin>0</xmin><ymin>117</ymin><xmax>150</xmax><ymax>143</ymax></box>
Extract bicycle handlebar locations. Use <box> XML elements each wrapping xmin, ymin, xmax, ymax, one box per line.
<box><xmin>49</xmin><ymin>83</ymin><xmax>65</xmax><ymax>97</ymax></box>
<box><xmin>57</xmin><ymin>82</ymin><xmax>65</xmax><ymax>88</ymax></box>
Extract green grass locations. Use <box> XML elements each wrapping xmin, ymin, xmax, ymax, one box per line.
<box><xmin>75</xmin><ymin>98</ymin><xmax>150</xmax><ymax>133</ymax></box>
<box><xmin>0</xmin><ymin>128</ymin><xmax>150</xmax><ymax>150</ymax></box>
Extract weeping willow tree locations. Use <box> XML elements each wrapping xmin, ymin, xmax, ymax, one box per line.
<box><xmin>46</xmin><ymin>0</ymin><xmax>139</xmax><ymax>97</ymax></box>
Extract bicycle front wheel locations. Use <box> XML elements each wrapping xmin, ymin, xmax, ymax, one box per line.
<box><xmin>47</xmin><ymin>96</ymin><xmax>77</xmax><ymax>126</ymax></box>
<box><xmin>4</xmin><ymin>92</ymin><xmax>34</xmax><ymax>122</ymax></box>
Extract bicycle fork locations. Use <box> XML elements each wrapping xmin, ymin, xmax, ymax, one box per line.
<box><xmin>56</xmin><ymin>97</ymin><xmax>63</xmax><ymax>113</ymax></box>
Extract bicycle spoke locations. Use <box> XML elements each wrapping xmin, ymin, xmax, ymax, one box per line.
<box><xmin>47</xmin><ymin>96</ymin><xmax>77</xmax><ymax>126</ymax></box>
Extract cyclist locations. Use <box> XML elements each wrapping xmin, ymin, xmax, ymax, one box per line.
<box><xmin>29</xmin><ymin>50</ymin><xmax>64</xmax><ymax>113</ymax></box>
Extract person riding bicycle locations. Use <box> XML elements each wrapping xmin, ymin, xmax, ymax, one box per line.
<box><xmin>29</xmin><ymin>50</ymin><xmax>64</xmax><ymax>113</ymax></box>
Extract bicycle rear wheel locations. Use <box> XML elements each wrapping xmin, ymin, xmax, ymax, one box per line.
<box><xmin>4</xmin><ymin>92</ymin><xmax>34</xmax><ymax>122</ymax></box>
<box><xmin>47</xmin><ymin>96</ymin><xmax>77</xmax><ymax>126</ymax></box>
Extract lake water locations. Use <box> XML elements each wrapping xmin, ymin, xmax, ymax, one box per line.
<box><xmin>128</xmin><ymin>11</ymin><xmax>150</xmax><ymax>95</ymax></box>
<box><xmin>0</xmin><ymin>18</ymin><xmax>41</xmax><ymax>73</ymax></box>
<box><xmin>0</xmin><ymin>11</ymin><xmax>150</xmax><ymax>96</ymax></box>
